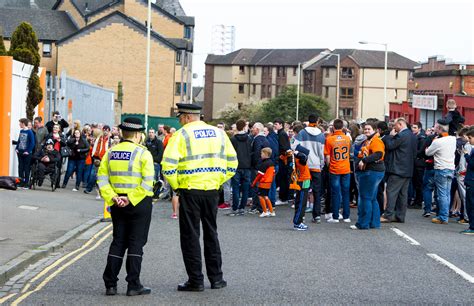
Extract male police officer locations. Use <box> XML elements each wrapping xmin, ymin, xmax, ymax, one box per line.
<box><xmin>162</xmin><ymin>103</ymin><xmax>238</xmax><ymax>292</ymax></box>
<box><xmin>97</xmin><ymin>117</ymin><xmax>155</xmax><ymax>296</ymax></box>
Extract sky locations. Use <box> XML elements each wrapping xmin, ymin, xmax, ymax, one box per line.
<box><xmin>180</xmin><ymin>0</ymin><xmax>474</xmax><ymax>87</ymax></box>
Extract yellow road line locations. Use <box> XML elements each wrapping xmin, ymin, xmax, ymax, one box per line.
<box><xmin>0</xmin><ymin>293</ymin><xmax>17</xmax><ymax>304</ymax></box>
<box><xmin>11</xmin><ymin>230</ymin><xmax>113</xmax><ymax>305</ymax></box>
<box><xmin>20</xmin><ymin>224</ymin><xmax>112</xmax><ymax>294</ymax></box>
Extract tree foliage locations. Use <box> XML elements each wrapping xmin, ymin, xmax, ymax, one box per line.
<box><xmin>0</xmin><ymin>36</ymin><xmax>6</xmax><ymax>56</ymax></box>
<box><xmin>219</xmin><ymin>86</ymin><xmax>330</xmax><ymax>125</ymax></box>
<box><xmin>8</xmin><ymin>22</ymin><xmax>42</xmax><ymax>120</ymax></box>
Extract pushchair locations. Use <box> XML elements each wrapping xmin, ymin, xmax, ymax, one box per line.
<box><xmin>28</xmin><ymin>160</ymin><xmax>61</xmax><ymax>191</ymax></box>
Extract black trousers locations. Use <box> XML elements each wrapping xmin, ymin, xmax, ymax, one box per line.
<box><xmin>377</xmin><ymin>173</ymin><xmax>388</xmax><ymax>215</ymax></box>
<box><xmin>179</xmin><ymin>189</ymin><xmax>223</xmax><ymax>286</ymax></box>
<box><xmin>412</xmin><ymin>166</ymin><xmax>425</xmax><ymax>206</ymax></box>
<box><xmin>37</xmin><ymin>163</ymin><xmax>55</xmax><ymax>181</ymax></box>
<box><xmin>103</xmin><ymin>197</ymin><xmax>152</xmax><ymax>290</ymax></box>
<box><xmin>277</xmin><ymin>159</ymin><xmax>290</xmax><ymax>201</ymax></box>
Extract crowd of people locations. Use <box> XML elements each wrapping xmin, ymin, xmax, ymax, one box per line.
<box><xmin>14</xmin><ymin>99</ymin><xmax>474</xmax><ymax>236</ymax></box>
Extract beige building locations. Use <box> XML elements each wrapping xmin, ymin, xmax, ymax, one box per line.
<box><xmin>1</xmin><ymin>0</ymin><xmax>194</xmax><ymax>120</ymax></box>
<box><xmin>205</xmin><ymin>48</ymin><xmax>417</xmax><ymax>121</ymax></box>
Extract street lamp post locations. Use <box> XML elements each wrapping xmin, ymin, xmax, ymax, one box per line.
<box><xmin>144</xmin><ymin>0</ymin><xmax>152</xmax><ymax>130</ymax></box>
<box><xmin>359</xmin><ymin>41</ymin><xmax>388</xmax><ymax>121</ymax></box>
<box><xmin>321</xmin><ymin>52</ymin><xmax>340</xmax><ymax>119</ymax></box>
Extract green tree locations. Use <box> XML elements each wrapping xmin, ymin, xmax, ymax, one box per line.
<box><xmin>8</xmin><ymin>22</ymin><xmax>42</xmax><ymax>120</ymax></box>
<box><xmin>0</xmin><ymin>35</ymin><xmax>6</xmax><ymax>56</ymax></box>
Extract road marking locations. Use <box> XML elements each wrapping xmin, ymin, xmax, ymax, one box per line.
<box><xmin>19</xmin><ymin>224</ymin><xmax>112</xmax><ymax>294</ymax></box>
<box><xmin>390</xmin><ymin>228</ymin><xmax>421</xmax><ymax>246</ymax></box>
<box><xmin>18</xmin><ymin>205</ymin><xmax>39</xmax><ymax>210</ymax></box>
<box><xmin>0</xmin><ymin>293</ymin><xmax>17</xmax><ymax>304</ymax></box>
<box><xmin>427</xmin><ymin>253</ymin><xmax>474</xmax><ymax>284</ymax></box>
<box><xmin>12</xmin><ymin>229</ymin><xmax>112</xmax><ymax>305</ymax></box>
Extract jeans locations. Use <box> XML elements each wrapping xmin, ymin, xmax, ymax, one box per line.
<box><xmin>457</xmin><ymin>174</ymin><xmax>468</xmax><ymax>220</ymax></box>
<box><xmin>422</xmin><ymin>169</ymin><xmax>435</xmax><ymax>214</ymax></box>
<box><xmin>434</xmin><ymin>169</ymin><xmax>454</xmax><ymax>222</ymax></box>
<box><xmin>329</xmin><ymin>173</ymin><xmax>350</xmax><ymax>219</ymax></box>
<box><xmin>82</xmin><ymin>164</ymin><xmax>93</xmax><ymax>186</ymax></box>
<box><xmin>269</xmin><ymin>163</ymin><xmax>279</xmax><ymax>205</ymax></box>
<box><xmin>63</xmin><ymin>159</ymin><xmax>85</xmax><ymax>188</ymax></box>
<box><xmin>18</xmin><ymin>153</ymin><xmax>32</xmax><ymax>184</ymax></box>
<box><xmin>153</xmin><ymin>163</ymin><xmax>161</xmax><ymax>197</ymax></box>
<box><xmin>86</xmin><ymin>165</ymin><xmax>98</xmax><ymax>192</ymax></box>
<box><xmin>356</xmin><ymin>171</ymin><xmax>385</xmax><ymax>229</ymax></box>
<box><xmin>231</xmin><ymin>169</ymin><xmax>251</xmax><ymax>211</ymax></box>
<box><xmin>465</xmin><ymin>184</ymin><xmax>474</xmax><ymax>230</ymax></box>
<box><xmin>311</xmin><ymin>171</ymin><xmax>322</xmax><ymax>218</ymax></box>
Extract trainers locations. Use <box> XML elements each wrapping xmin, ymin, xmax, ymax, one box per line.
<box><xmin>293</xmin><ymin>223</ymin><xmax>308</xmax><ymax>231</ymax></box>
<box><xmin>227</xmin><ymin>210</ymin><xmax>239</xmax><ymax>216</ymax></box>
<box><xmin>275</xmin><ymin>200</ymin><xmax>288</xmax><ymax>206</ymax></box>
<box><xmin>460</xmin><ymin>228</ymin><xmax>474</xmax><ymax>235</ymax></box>
<box><xmin>72</xmin><ymin>188</ymin><xmax>79</xmax><ymax>192</ymax></box>
<box><xmin>432</xmin><ymin>218</ymin><xmax>448</xmax><ymax>224</ymax></box>
<box><xmin>83</xmin><ymin>189</ymin><xmax>92</xmax><ymax>194</ymax></box>
<box><xmin>171</xmin><ymin>213</ymin><xmax>178</xmax><ymax>219</ymax></box>
<box><xmin>343</xmin><ymin>218</ymin><xmax>351</xmax><ymax>223</ymax></box>
<box><xmin>248</xmin><ymin>208</ymin><xmax>258</xmax><ymax>214</ymax></box>
<box><xmin>327</xmin><ymin>218</ymin><xmax>339</xmax><ymax>223</ymax></box>
<box><xmin>269</xmin><ymin>211</ymin><xmax>276</xmax><ymax>217</ymax></box>
<box><xmin>458</xmin><ymin>219</ymin><xmax>469</xmax><ymax>224</ymax></box>
<box><xmin>305</xmin><ymin>207</ymin><xmax>313</xmax><ymax>213</ymax></box>
<box><xmin>324</xmin><ymin>213</ymin><xmax>332</xmax><ymax>220</ymax></box>
<box><xmin>96</xmin><ymin>195</ymin><xmax>102</xmax><ymax>200</ymax></box>
<box><xmin>338</xmin><ymin>214</ymin><xmax>343</xmax><ymax>220</ymax></box>
<box><xmin>218</xmin><ymin>203</ymin><xmax>231</xmax><ymax>210</ymax></box>
<box><xmin>422</xmin><ymin>212</ymin><xmax>431</xmax><ymax>218</ymax></box>
<box><xmin>312</xmin><ymin>216</ymin><xmax>321</xmax><ymax>224</ymax></box>
<box><xmin>350</xmin><ymin>225</ymin><xmax>359</xmax><ymax>230</ymax></box>
<box><xmin>259</xmin><ymin>212</ymin><xmax>269</xmax><ymax>218</ymax></box>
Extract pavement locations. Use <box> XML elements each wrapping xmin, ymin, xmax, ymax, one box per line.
<box><xmin>0</xmin><ymin>195</ymin><xmax>473</xmax><ymax>305</ymax></box>
<box><xmin>0</xmin><ymin>180</ymin><xmax>104</xmax><ymax>284</ymax></box>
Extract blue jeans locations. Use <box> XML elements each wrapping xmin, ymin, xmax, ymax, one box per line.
<box><xmin>356</xmin><ymin>170</ymin><xmax>385</xmax><ymax>229</ymax></box>
<box><xmin>86</xmin><ymin>165</ymin><xmax>98</xmax><ymax>191</ymax></box>
<box><xmin>153</xmin><ymin>163</ymin><xmax>161</xmax><ymax>197</ymax></box>
<box><xmin>422</xmin><ymin>169</ymin><xmax>435</xmax><ymax>214</ymax></box>
<box><xmin>269</xmin><ymin>163</ymin><xmax>279</xmax><ymax>205</ymax></box>
<box><xmin>231</xmin><ymin>169</ymin><xmax>251</xmax><ymax>211</ymax></box>
<box><xmin>63</xmin><ymin>159</ymin><xmax>85</xmax><ymax>188</ymax></box>
<box><xmin>82</xmin><ymin>164</ymin><xmax>92</xmax><ymax>186</ymax></box>
<box><xmin>330</xmin><ymin>173</ymin><xmax>350</xmax><ymax>219</ymax></box>
<box><xmin>434</xmin><ymin>169</ymin><xmax>454</xmax><ymax>222</ymax></box>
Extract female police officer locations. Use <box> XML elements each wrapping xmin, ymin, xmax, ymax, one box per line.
<box><xmin>97</xmin><ymin>117</ymin><xmax>155</xmax><ymax>296</ymax></box>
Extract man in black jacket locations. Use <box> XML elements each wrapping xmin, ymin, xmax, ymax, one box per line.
<box><xmin>274</xmin><ymin>118</ymin><xmax>291</xmax><ymax>204</ymax></box>
<box><xmin>381</xmin><ymin>117</ymin><xmax>417</xmax><ymax>223</ymax></box>
<box><xmin>145</xmin><ymin>128</ymin><xmax>164</xmax><ymax>200</ymax></box>
<box><xmin>45</xmin><ymin>111</ymin><xmax>69</xmax><ymax>133</ymax></box>
<box><xmin>410</xmin><ymin>122</ymin><xmax>426</xmax><ymax>209</ymax></box>
<box><xmin>229</xmin><ymin>119</ymin><xmax>252</xmax><ymax>216</ymax></box>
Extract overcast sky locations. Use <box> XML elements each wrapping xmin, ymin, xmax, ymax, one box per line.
<box><xmin>180</xmin><ymin>0</ymin><xmax>474</xmax><ymax>86</ymax></box>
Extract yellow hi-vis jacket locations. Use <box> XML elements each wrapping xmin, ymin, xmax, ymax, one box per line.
<box><xmin>161</xmin><ymin>121</ymin><xmax>238</xmax><ymax>191</ymax></box>
<box><xmin>97</xmin><ymin>140</ymin><xmax>154</xmax><ymax>206</ymax></box>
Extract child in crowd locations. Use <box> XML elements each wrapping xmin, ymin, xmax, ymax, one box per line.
<box><xmin>251</xmin><ymin>147</ymin><xmax>276</xmax><ymax>218</ymax></box>
<box><xmin>444</xmin><ymin>99</ymin><xmax>465</xmax><ymax>136</ymax></box>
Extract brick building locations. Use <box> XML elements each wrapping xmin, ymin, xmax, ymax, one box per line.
<box><xmin>204</xmin><ymin>48</ymin><xmax>417</xmax><ymax>121</ymax></box>
<box><xmin>389</xmin><ymin>56</ymin><xmax>474</xmax><ymax>127</ymax></box>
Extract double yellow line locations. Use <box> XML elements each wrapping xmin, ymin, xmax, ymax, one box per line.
<box><xmin>0</xmin><ymin>224</ymin><xmax>112</xmax><ymax>305</ymax></box>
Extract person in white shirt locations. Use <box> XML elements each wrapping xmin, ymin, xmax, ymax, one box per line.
<box><xmin>425</xmin><ymin>119</ymin><xmax>457</xmax><ymax>224</ymax></box>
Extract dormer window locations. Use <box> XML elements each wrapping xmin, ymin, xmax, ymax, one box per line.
<box><xmin>184</xmin><ymin>27</ymin><xmax>192</xmax><ymax>39</ymax></box>
<box><xmin>42</xmin><ymin>42</ymin><xmax>52</xmax><ymax>57</ymax></box>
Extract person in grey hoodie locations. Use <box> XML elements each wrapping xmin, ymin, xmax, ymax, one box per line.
<box><xmin>291</xmin><ymin>114</ymin><xmax>325</xmax><ymax>223</ymax></box>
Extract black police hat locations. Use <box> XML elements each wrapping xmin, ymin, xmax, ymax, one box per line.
<box><xmin>176</xmin><ymin>103</ymin><xmax>202</xmax><ymax>117</ymax></box>
<box><xmin>118</xmin><ymin>117</ymin><xmax>145</xmax><ymax>131</ymax></box>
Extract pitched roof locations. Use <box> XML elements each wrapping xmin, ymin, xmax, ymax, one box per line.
<box><xmin>0</xmin><ymin>0</ymin><xmax>57</xmax><ymax>9</ymax></box>
<box><xmin>156</xmin><ymin>0</ymin><xmax>186</xmax><ymax>16</ymax></box>
<box><xmin>0</xmin><ymin>7</ymin><xmax>78</xmax><ymax>41</ymax></box>
<box><xmin>309</xmin><ymin>49</ymin><xmax>418</xmax><ymax>70</ymax></box>
<box><xmin>52</xmin><ymin>0</ymin><xmax>122</xmax><ymax>17</ymax></box>
<box><xmin>205</xmin><ymin>49</ymin><xmax>328</xmax><ymax>66</ymax></box>
<box><xmin>56</xmin><ymin>10</ymin><xmax>186</xmax><ymax>50</ymax></box>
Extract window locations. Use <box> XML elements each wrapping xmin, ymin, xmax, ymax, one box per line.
<box><xmin>340</xmin><ymin>88</ymin><xmax>354</xmax><ymax>99</ymax></box>
<box><xmin>267</xmin><ymin>85</ymin><xmax>272</xmax><ymax>96</ymax></box>
<box><xmin>238</xmin><ymin>84</ymin><xmax>245</xmax><ymax>94</ymax></box>
<box><xmin>183</xmin><ymin>53</ymin><xmax>188</xmax><ymax>65</ymax></box>
<box><xmin>175</xmin><ymin>82</ymin><xmax>182</xmax><ymax>96</ymax></box>
<box><xmin>253</xmin><ymin>66</ymin><xmax>256</xmax><ymax>75</ymax></box>
<box><xmin>325</xmin><ymin>67</ymin><xmax>330</xmax><ymax>78</ymax></box>
<box><xmin>324</xmin><ymin>86</ymin><xmax>329</xmax><ymax>98</ymax></box>
<box><xmin>42</xmin><ymin>42</ymin><xmax>52</xmax><ymax>57</ymax></box>
<box><xmin>261</xmin><ymin>85</ymin><xmax>266</xmax><ymax>98</ymax></box>
<box><xmin>395</xmin><ymin>70</ymin><xmax>399</xmax><ymax>79</ymax></box>
<box><xmin>394</xmin><ymin>89</ymin><xmax>398</xmax><ymax>100</ymax></box>
<box><xmin>252</xmin><ymin>84</ymin><xmax>256</xmax><ymax>95</ymax></box>
<box><xmin>339</xmin><ymin>108</ymin><xmax>353</xmax><ymax>119</ymax></box>
<box><xmin>293</xmin><ymin>67</ymin><xmax>297</xmax><ymax>76</ymax></box>
<box><xmin>184</xmin><ymin>27</ymin><xmax>192</xmax><ymax>39</ymax></box>
<box><xmin>341</xmin><ymin>67</ymin><xmax>354</xmax><ymax>79</ymax></box>
<box><xmin>176</xmin><ymin>51</ymin><xmax>182</xmax><ymax>64</ymax></box>
<box><xmin>277</xmin><ymin>66</ymin><xmax>286</xmax><ymax>77</ymax></box>
<box><xmin>46</xmin><ymin>71</ymin><xmax>52</xmax><ymax>87</ymax></box>
<box><xmin>239</xmin><ymin>66</ymin><xmax>245</xmax><ymax>74</ymax></box>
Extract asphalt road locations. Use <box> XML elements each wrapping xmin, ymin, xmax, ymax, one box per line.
<box><xmin>2</xmin><ymin>201</ymin><xmax>474</xmax><ymax>305</ymax></box>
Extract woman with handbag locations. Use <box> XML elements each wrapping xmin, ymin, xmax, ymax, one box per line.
<box><xmin>62</xmin><ymin>129</ymin><xmax>90</xmax><ymax>191</ymax></box>
<box><xmin>351</xmin><ymin>121</ymin><xmax>385</xmax><ymax>230</ymax></box>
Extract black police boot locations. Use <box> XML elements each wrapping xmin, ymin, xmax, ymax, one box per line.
<box><xmin>177</xmin><ymin>281</ymin><xmax>204</xmax><ymax>292</ymax></box>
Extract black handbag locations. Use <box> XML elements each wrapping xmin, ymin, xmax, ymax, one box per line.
<box><xmin>0</xmin><ymin>176</ymin><xmax>20</xmax><ymax>190</ymax></box>
<box><xmin>60</xmin><ymin>146</ymin><xmax>72</xmax><ymax>157</ymax></box>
